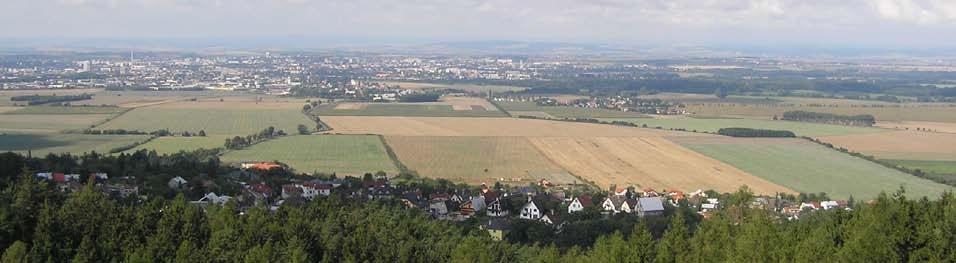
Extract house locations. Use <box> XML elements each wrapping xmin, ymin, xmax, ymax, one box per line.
<box><xmin>301</xmin><ymin>183</ymin><xmax>333</xmax><ymax>199</ymax></box>
<box><xmin>193</xmin><ymin>192</ymin><xmax>232</xmax><ymax>205</ymax></box>
<box><xmin>602</xmin><ymin>195</ymin><xmax>628</xmax><ymax>213</ymax></box>
<box><xmin>35</xmin><ymin>172</ymin><xmax>53</xmax><ymax>180</ymax></box>
<box><xmin>90</xmin><ymin>173</ymin><xmax>108</xmax><ymax>181</ymax></box>
<box><xmin>363</xmin><ymin>178</ymin><xmax>392</xmax><ymax>199</ymax></box>
<box><xmin>485</xmin><ymin>192</ymin><xmax>510</xmax><ymax>217</ymax></box>
<box><xmin>249</xmin><ymin>183</ymin><xmax>274</xmax><ymax>198</ymax></box>
<box><xmin>281</xmin><ymin>184</ymin><xmax>303</xmax><ymax>200</ymax></box>
<box><xmin>635</xmin><ymin>197</ymin><xmax>665</xmax><ymax>217</ymax></box>
<box><xmin>567</xmin><ymin>195</ymin><xmax>593</xmax><ymax>213</ymax></box>
<box><xmin>429</xmin><ymin>201</ymin><xmax>449</xmax><ymax>216</ymax></box>
<box><xmin>620</xmin><ymin>199</ymin><xmax>636</xmax><ymax>213</ymax></box>
<box><xmin>241</xmin><ymin>162</ymin><xmax>282</xmax><ymax>171</ymax></box>
<box><xmin>429</xmin><ymin>193</ymin><xmax>450</xmax><ymax>202</ymax></box>
<box><xmin>449</xmin><ymin>193</ymin><xmax>465</xmax><ymax>204</ymax></box>
<box><xmin>101</xmin><ymin>183</ymin><xmax>139</xmax><ymax>198</ymax></box>
<box><xmin>540</xmin><ymin>213</ymin><xmax>567</xmax><ymax>229</ymax></box>
<box><xmin>168</xmin><ymin>176</ymin><xmax>188</xmax><ymax>189</ymax></box>
<box><xmin>519</xmin><ymin>199</ymin><xmax>542</xmax><ymax>220</ymax></box>
<box><xmin>800</xmin><ymin>202</ymin><xmax>820</xmax><ymax>211</ymax></box>
<box><xmin>482</xmin><ymin>218</ymin><xmax>512</xmax><ymax>241</ymax></box>
<box><xmin>52</xmin><ymin>173</ymin><xmax>66</xmax><ymax>183</ymax></box>
<box><xmin>642</xmin><ymin>188</ymin><xmax>659</xmax><ymax>197</ymax></box>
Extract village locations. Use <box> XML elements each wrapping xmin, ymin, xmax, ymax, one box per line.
<box><xmin>33</xmin><ymin>161</ymin><xmax>853</xmax><ymax>241</ymax></box>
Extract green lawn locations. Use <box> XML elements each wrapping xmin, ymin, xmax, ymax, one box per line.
<box><xmin>220</xmin><ymin>135</ymin><xmax>398</xmax><ymax>175</ymax></box>
<box><xmin>126</xmin><ymin>136</ymin><xmax>227</xmax><ymax>155</ymax></box>
<box><xmin>883</xmin><ymin>159</ymin><xmax>956</xmax><ymax>186</ymax></box>
<box><xmin>676</xmin><ymin>138</ymin><xmax>953</xmax><ymax>199</ymax></box>
<box><xmin>497</xmin><ymin>101</ymin><xmax>649</xmax><ymax>118</ymax></box>
<box><xmin>602</xmin><ymin>117</ymin><xmax>888</xmax><ymax>137</ymax></box>
<box><xmin>97</xmin><ymin>107</ymin><xmax>314</xmax><ymax>135</ymax></box>
<box><xmin>0</xmin><ymin>133</ymin><xmax>149</xmax><ymax>156</ymax></box>
<box><xmin>3</xmin><ymin>106</ymin><xmax>127</xmax><ymax>115</ymax></box>
<box><xmin>311</xmin><ymin>104</ymin><xmax>506</xmax><ymax>117</ymax></box>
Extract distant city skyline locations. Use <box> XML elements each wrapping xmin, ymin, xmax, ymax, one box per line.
<box><xmin>3</xmin><ymin>0</ymin><xmax>956</xmax><ymax>49</ymax></box>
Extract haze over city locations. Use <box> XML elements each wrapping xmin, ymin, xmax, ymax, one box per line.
<box><xmin>3</xmin><ymin>0</ymin><xmax>956</xmax><ymax>49</ymax></box>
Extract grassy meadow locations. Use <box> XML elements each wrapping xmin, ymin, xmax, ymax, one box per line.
<box><xmin>126</xmin><ymin>136</ymin><xmax>227</xmax><ymax>155</ymax></box>
<box><xmin>96</xmin><ymin>103</ymin><xmax>313</xmax><ymax>135</ymax></box>
<box><xmin>603</xmin><ymin>117</ymin><xmax>888</xmax><ymax>137</ymax></box>
<box><xmin>221</xmin><ymin>135</ymin><xmax>398</xmax><ymax>175</ymax></box>
<box><xmin>674</xmin><ymin>137</ymin><xmax>953</xmax><ymax>199</ymax></box>
<box><xmin>0</xmin><ymin>133</ymin><xmax>149</xmax><ymax>156</ymax></box>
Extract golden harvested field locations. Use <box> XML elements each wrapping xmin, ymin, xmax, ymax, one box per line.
<box><xmin>875</xmin><ymin>121</ymin><xmax>956</xmax><ymax>134</ymax></box>
<box><xmin>322</xmin><ymin>116</ymin><xmax>689</xmax><ymax>137</ymax></box>
<box><xmin>385</xmin><ymin>136</ymin><xmax>576</xmax><ymax>185</ymax></box>
<box><xmin>528</xmin><ymin>137</ymin><xmax>795</xmax><ymax>194</ymax></box>
<box><xmin>820</xmin><ymin>131</ymin><xmax>956</xmax><ymax>161</ymax></box>
<box><xmin>686</xmin><ymin>103</ymin><xmax>956</xmax><ymax>123</ymax></box>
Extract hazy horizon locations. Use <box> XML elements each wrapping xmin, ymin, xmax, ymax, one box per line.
<box><xmin>3</xmin><ymin>1</ymin><xmax>956</xmax><ymax>49</ymax></box>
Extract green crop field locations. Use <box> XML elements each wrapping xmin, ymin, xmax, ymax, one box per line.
<box><xmin>3</xmin><ymin>106</ymin><xmax>127</xmax><ymax>115</ymax></box>
<box><xmin>497</xmin><ymin>101</ymin><xmax>649</xmax><ymax>118</ymax></box>
<box><xmin>0</xmin><ymin>114</ymin><xmax>112</xmax><ymax>133</ymax></box>
<box><xmin>0</xmin><ymin>133</ymin><xmax>149</xmax><ymax>156</ymax></box>
<box><xmin>602</xmin><ymin>117</ymin><xmax>888</xmax><ymax>137</ymax></box>
<box><xmin>126</xmin><ymin>136</ymin><xmax>227</xmax><ymax>155</ymax></box>
<box><xmin>310</xmin><ymin>104</ymin><xmax>506</xmax><ymax>117</ymax></box>
<box><xmin>220</xmin><ymin>135</ymin><xmax>398</xmax><ymax>175</ymax></box>
<box><xmin>883</xmin><ymin>159</ymin><xmax>956</xmax><ymax>185</ymax></box>
<box><xmin>97</xmin><ymin>106</ymin><xmax>313</xmax><ymax>135</ymax></box>
<box><xmin>674</xmin><ymin>137</ymin><xmax>953</xmax><ymax>199</ymax></box>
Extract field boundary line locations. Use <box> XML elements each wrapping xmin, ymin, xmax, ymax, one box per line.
<box><xmin>525</xmin><ymin>137</ymin><xmax>599</xmax><ymax>188</ymax></box>
<box><xmin>485</xmin><ymin>98</ymin><xmax>512</xmax><ymax>117</ymax></box>
<box><xmin>377</xmin><ymin>135</ymin><xmax>412</xmax><ymax>175</ymax></box>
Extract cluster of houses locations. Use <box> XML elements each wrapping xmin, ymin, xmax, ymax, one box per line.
<box><xmin>34</xmin><ymin>167</ymin><xmax>853</xmax><ymax>239</ymax></box>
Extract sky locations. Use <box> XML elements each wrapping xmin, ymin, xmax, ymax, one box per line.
<box><xmin>3</xmin><ymin>0</ymin><xmax>956</xmax><ymax>48</ymax></box>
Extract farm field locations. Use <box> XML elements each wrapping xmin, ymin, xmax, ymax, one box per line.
<box><xmin>685</xmin><ymin>103</ymin><xmax>956</xmax><ymax>123</ymax></box>
<box><xmin>601</xmin><ymin>117</ymin><xmax>888</xmax><ymax>137</ymax></box>
<box><xmin>819</xmin><ymin>131</ymin><xmax>956</xmax><ymax>161</ymax></box>
<box><xmin>497</xmin><ymin>101</ymin><xmax>649</xmax><ymax>118</ymax></box>
<box><xmin>0</xmin><ymin>89</ymin><xmax>100</xmax><ymax>106</ymax></box>
<box><xmin>312</xmin><ymin>103</ymin><xmax>506</xmax><ymax>117</ymax></box>
<box><xmin>126</xmin><ymin>136</ymin><xmax>227</xmax><ymax>155</ymax></box>
<box><xmin>221</xmin><ymin>135</ymin><xmax>398</xmax><ymax>175</ymax></box>
<box><xmin>528</xmin><ymin>137</ymin><xmax>794</xmax><ymax>194</ymax></box>
<box><xmin>875</xmin><ymin>121</ymin><xmax>956</xmax><ymax>133</ymax></box>
<box><xmin>882</xmin><ymin>159</ymin><xmax>956</xmax><ymax>185</ymax></box>
<box><xmin>673</xmin><ymin>137</ymin><xmax>953</xmax><ymax>199</ymax></box>
<box><xmin>0</xmin><ymin>133</ymin><xmax>149</xmax><ymax>156</ymax></box>
<box><xmin>96</xmin><ymin>101</ymin><xmax>313</xmax><ymax>135</ymax></box>
<box><xmin>322</xmin><ymin>116</ymin><xmax>689</xmax><ymax>137</ymax></box>
<box><xmin>0</xmin><ymin>114</ymin><xmax>112</xmax><ymax>133</ymax></box>
<box><xmin>383</xmin><ymin>81</ymin><xmax>527</xmax><ymax>92</ymax></box>
<box><xmin>385</xmin><ymin>136</ymin><xmax>576</xmax><ymax>185</ymax></box>
<box><xmin>3</xmin><ymin>106</ymin><xmax>127</xmax><ymax>115</ymax></box>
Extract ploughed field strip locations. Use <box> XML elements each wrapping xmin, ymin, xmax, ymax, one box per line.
<box><xmin>384</xmin><ymin>136</ymin><xmax>576</xmax><ymax>185</ymax></box>
<box><xmin>672</xmin><ymin>136</ymin><xmax>954</xmax><ymax>199</ymax></box>
<box><xmin>527</xmin><ymin>136</ymin><xmax>795</xmax><ymax>195</ymax></box>
<box><xmin>819</xmin><ymin>130</ymin><xmax>956</xmax><ymax>161</ymax></box>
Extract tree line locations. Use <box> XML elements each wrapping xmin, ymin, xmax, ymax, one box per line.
<box><xmin>717</xmin><ymin>128</ymin><xmax>796</xmax><ymax>138</ymax></box>
<box><xmin>224</xmin><ymin>126</ymin><xmax>286</xmax><ymax>150</ymax></box>
<box><xmin>10</xmin><ymin>94</ymin><xmax>93</xmax><ymax>105</ymax></box>
<box><xmin>780</xmin><ymin>111</ymin><xmax>876</xmax><ymax>126</ymax></box>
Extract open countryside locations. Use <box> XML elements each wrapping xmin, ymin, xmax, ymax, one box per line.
<box><xmin>673</xmin><ymin>136</ymin><xmax>952</xmax><ymax>199</ymax></box>
<box><xmin>220</xmin><ymin>135</ymin><xmax>398</xmax><ymax>175</ymax></box>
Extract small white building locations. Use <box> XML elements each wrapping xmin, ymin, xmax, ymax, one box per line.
<box><xmin>520</xmin><ymin>200</ymin><xmax>542</xmax><ymax>220</ymax></box>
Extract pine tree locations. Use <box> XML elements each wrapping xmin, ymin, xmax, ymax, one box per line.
<box><xmin>655</xmin><ymin>213</ymin><xmax>689</xmax><ymax>263</ymax></box>
<box><xmin>1</xmin><ymin>241</ymin><xmax>28</xmax><ymax>263</ymax></box>
<box><xmin>628</xmin><ymin>222</ymin><xmax>656</xmax><ymax>263</ymax></box>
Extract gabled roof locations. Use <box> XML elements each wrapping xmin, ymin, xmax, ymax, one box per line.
<box><xmin>638</xmin><ymin>197</ymin><xmax>665</xmax><ymax>211</ymax></box>
<box><xmin>575</xmin><ymin>195</ymin><xmax>594</xmax><ymax>207</ymax></box>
